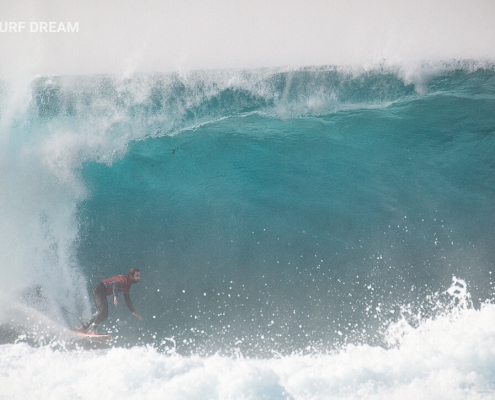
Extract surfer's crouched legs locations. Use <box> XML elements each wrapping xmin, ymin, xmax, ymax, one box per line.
<box><xmin>82</xmin><ymin>282</ymin><xmax>108</xmax><ymax>333</ymax></box>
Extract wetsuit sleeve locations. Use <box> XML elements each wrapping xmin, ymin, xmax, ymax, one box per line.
<box><xmin>124</xmin><ymin>294</ymin><xmax>136</xmax><ymax>313</ymax></box>
<box><xmin>112</xmin><ymin>281</ymin><xmax>121</xmax><ymax>297</ymax></box>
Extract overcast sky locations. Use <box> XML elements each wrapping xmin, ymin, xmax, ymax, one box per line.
<box><xmin>1</xmin><ymin>0</ymin><xmax>495</xmax><ymax>77</ymax></box>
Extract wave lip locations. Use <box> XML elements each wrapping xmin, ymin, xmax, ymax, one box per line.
<box><xmin>8</xmin><ymin>63</ymin><xmax>492</xmax><ymax>190</ymax></box>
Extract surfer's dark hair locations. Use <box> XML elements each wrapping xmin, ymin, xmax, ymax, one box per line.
<box><xmin>129</xmin><ymin>268</ymin><xmax>140</xmax><ymax>277</ymax></box>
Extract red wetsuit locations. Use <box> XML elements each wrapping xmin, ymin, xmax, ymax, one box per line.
<box><xmin>102</xmin><ymin>275</ymin><xmax>133</xmax><ymax>296</ymax></box>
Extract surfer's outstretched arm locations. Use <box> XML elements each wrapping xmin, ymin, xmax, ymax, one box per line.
<box><xmin>124</xmin><ymin>294</ymin><xmax>142</xmax><ymax>320</ymax></box>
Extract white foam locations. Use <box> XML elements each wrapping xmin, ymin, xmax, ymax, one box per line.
<box><xmin>0</xmin><ymin>85</ymin><xmax>92</xmax><ymax>327</ymax></box>
<box><xmin>3</xmin><ymin>299</ymin><xmax>495</xmax><ymax>399</ymax></box>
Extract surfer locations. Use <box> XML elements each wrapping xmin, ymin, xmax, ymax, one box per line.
<box><xmin>78</xmin><ymin>268</ymin><xmax>142</xmax><ymax>334</ymax></box>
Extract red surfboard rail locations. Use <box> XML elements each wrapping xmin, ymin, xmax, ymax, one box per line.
<box><xmin>72</xmin><ymin>330</ymin><xmax>112</xmax><ymax>340</ymax></box>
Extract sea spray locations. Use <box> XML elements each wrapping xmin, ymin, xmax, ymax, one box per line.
<box><xmin>3</xmin><ymin>277</ymin><xmax>495</xmax><ymax>399</ymax></box>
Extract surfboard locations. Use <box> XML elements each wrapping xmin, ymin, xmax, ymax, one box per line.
<box><xmin>72</xmin><ymin>330</ymin><xmax>112</xmax><ymax>341</ymax></box>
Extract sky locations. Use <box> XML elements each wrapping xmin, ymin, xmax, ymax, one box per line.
<box><xmin>1</xmin><ymin>0</ymin><xmax>495</xmax><ymax>77</ymax></box>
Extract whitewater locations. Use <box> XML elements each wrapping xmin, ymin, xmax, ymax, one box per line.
<box><xmin>3</xmin><ymin>292</ymin><xmax>495</xmax><ymax>399</ymax></box>
<box><xmin>2</xmin><ymin>1</ymin><xmax>495</xmax><ymax>399</ymax></box>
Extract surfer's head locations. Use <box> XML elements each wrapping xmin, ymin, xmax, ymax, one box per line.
<box><xmin>129</xmin><ymin>268</ymin><xmax>141</xmax><ymax>283</ymax></box>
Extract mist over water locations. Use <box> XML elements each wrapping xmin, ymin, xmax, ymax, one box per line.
<box><xmin>1</xmin><ymin>0</ymin><xmax>495</xmax><ymax>77</ymax></box>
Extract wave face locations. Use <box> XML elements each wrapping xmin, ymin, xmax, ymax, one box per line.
<box><xmin>2</xmin><ymin>64</ymin><xmax>495</xmax><ymax>398</ymax></box>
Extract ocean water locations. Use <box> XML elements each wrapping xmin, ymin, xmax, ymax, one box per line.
<box><xmin>2</xmin><ymin>63</ymin><xmax>495</xmax><ymax>399</ymax></box>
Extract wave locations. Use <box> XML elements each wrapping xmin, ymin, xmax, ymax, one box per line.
<box><xmin>1</xmin><ymin>64</ymin><xmax>495</xmax><ymax>355</ymax></box>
